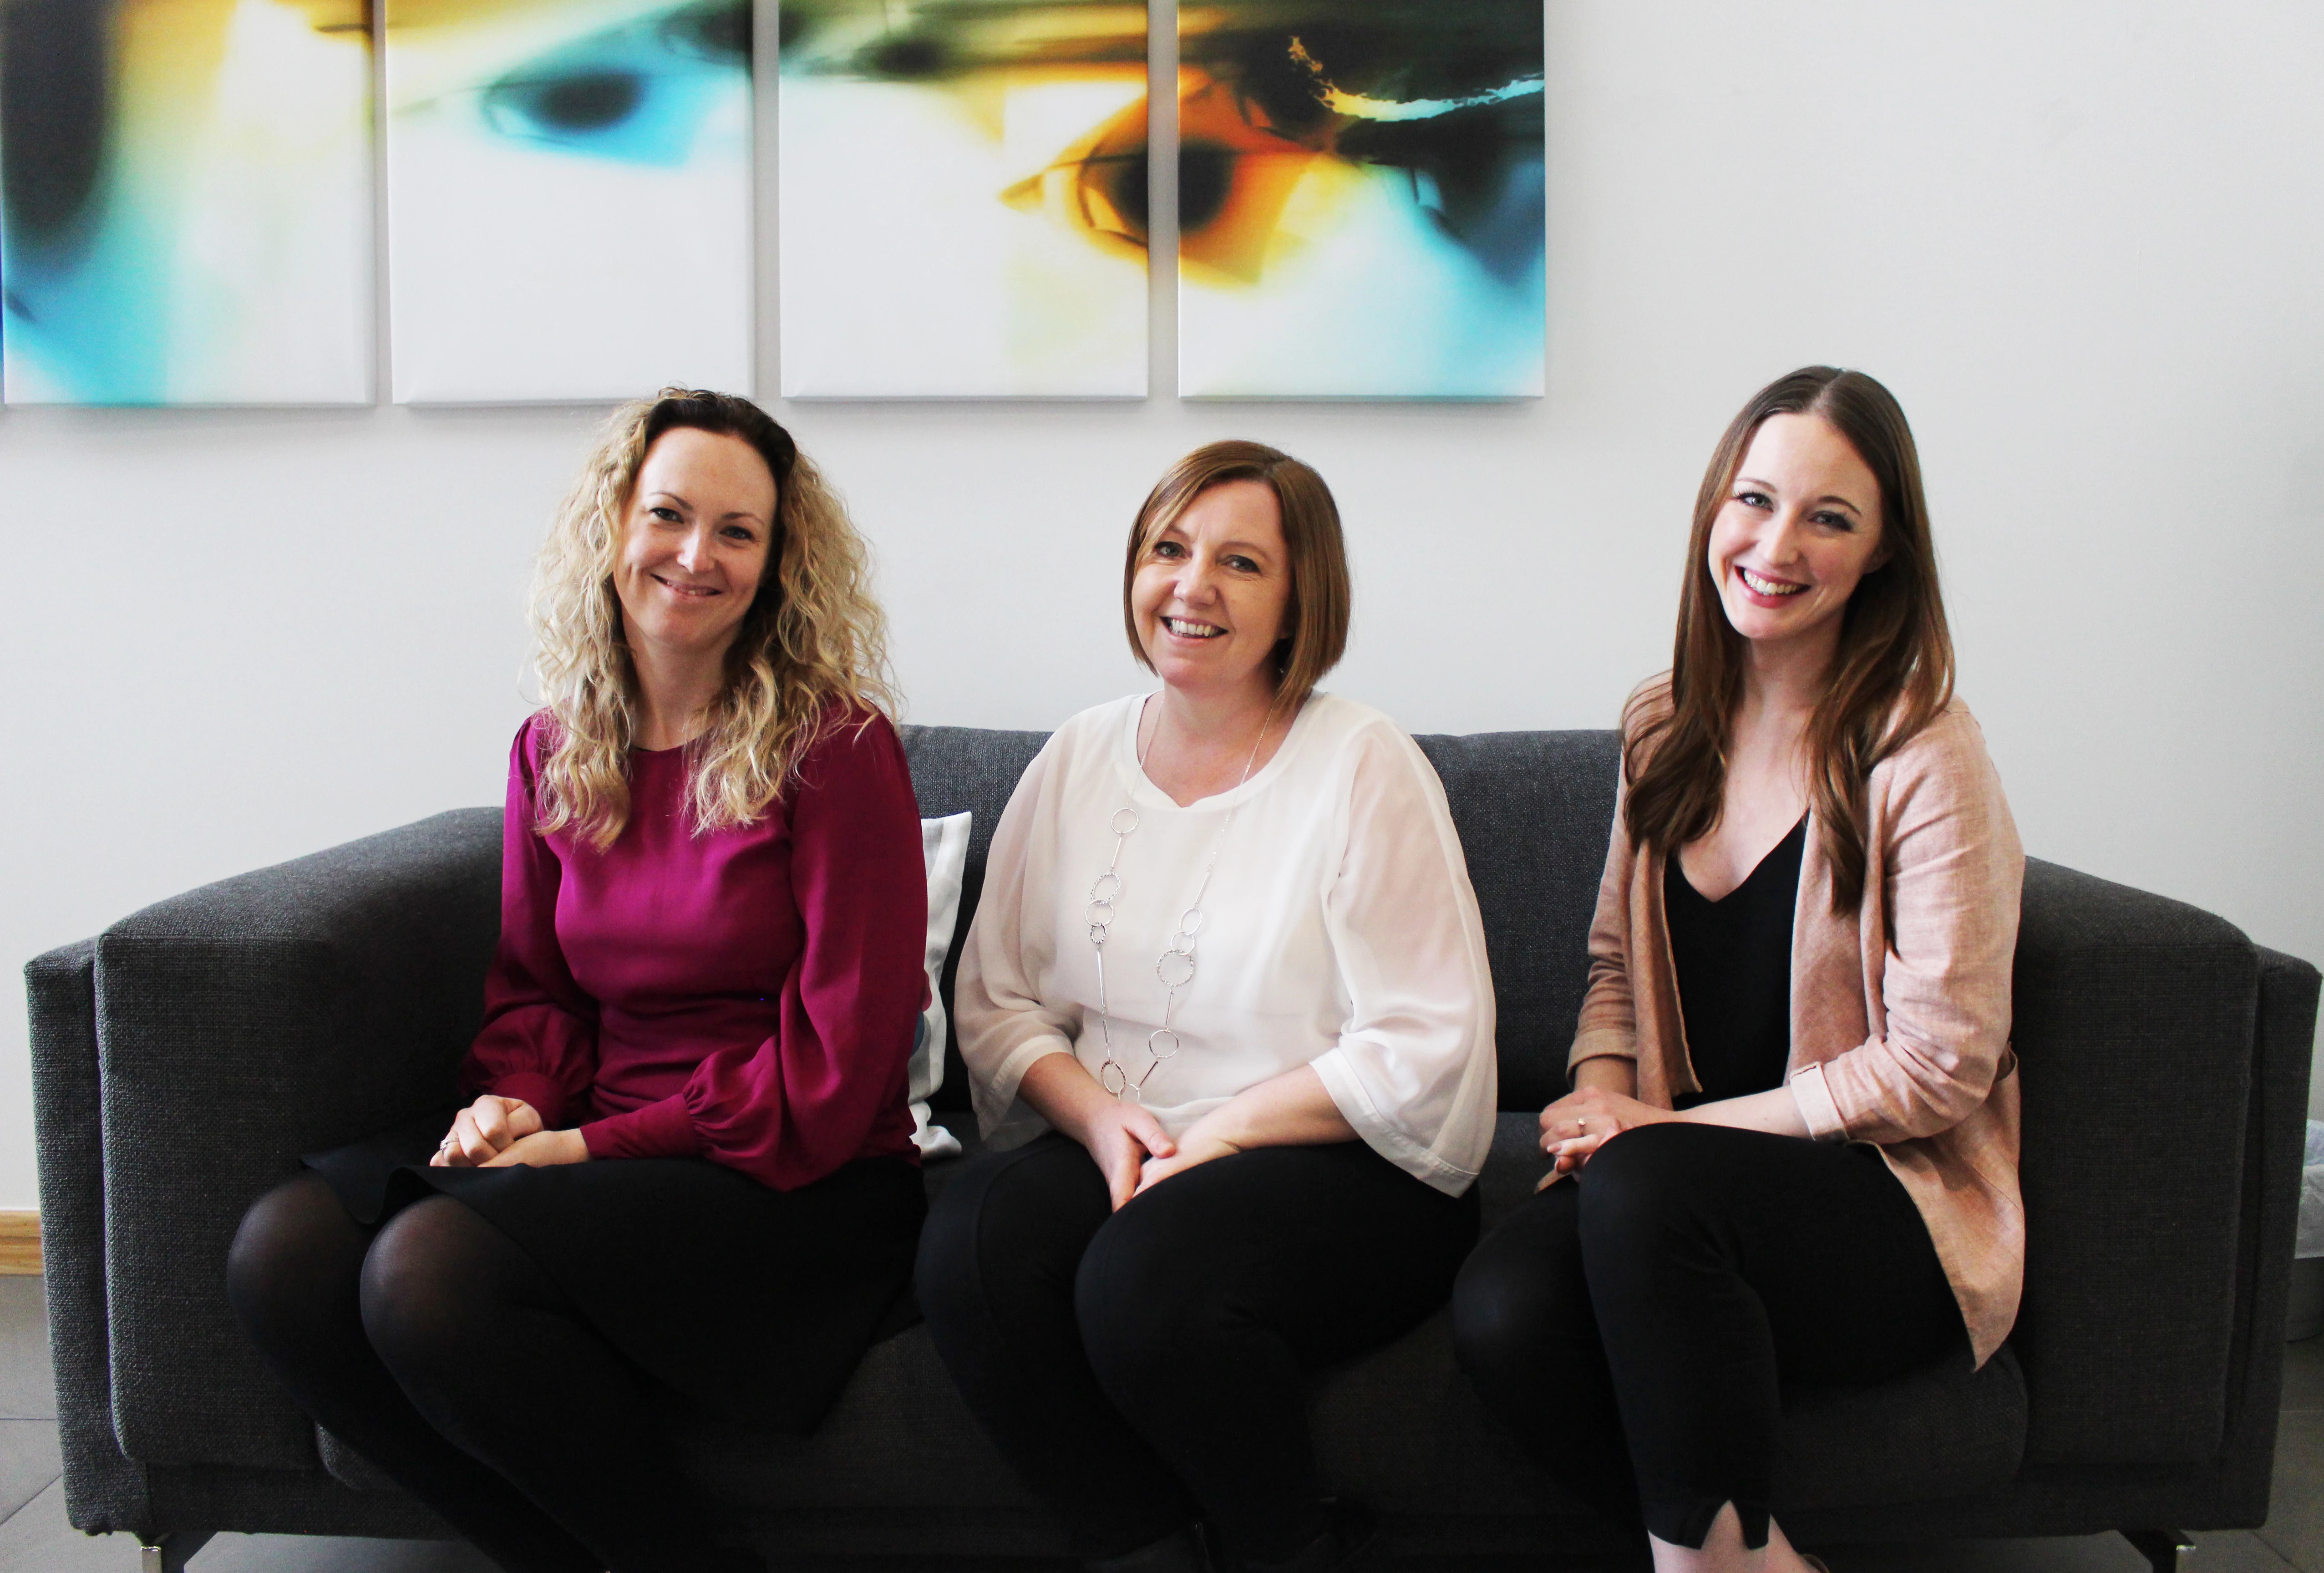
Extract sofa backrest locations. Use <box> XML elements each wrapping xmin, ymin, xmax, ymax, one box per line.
<box><xmin>899</xmin><ymin>722</ymin><xmax>1621</xmax><ymax>1115</ymax></box>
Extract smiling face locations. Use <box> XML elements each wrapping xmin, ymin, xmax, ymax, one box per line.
<box><xmin>1130</xmin><ymin>478</ymin><xmax>1294</xmax><ymax>704</ymax></box>
<box><xmin>1707</xmin><ymin>412</ymin><xmax>1889</xmax><ymax>659</ymax></box>
<box><xmin>613</xmin><ymin>426</ymin><xmax>778</xmax><ymax>661</ymax></box>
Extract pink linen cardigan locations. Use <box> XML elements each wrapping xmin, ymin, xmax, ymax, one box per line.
<box><xmin>1570</xmin><ymin>684</ymin><xmax>2027</xmax><ymax>1366</ymax></box>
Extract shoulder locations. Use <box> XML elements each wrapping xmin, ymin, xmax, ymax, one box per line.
<box><xmin>1869</xmin><ymin>698</ymin><xmax>2013</xmax><ymax>834</ymax></box>
<box><xmin>1875</xmin><ymin>698</ymin><xmax>1998</xmax><ymax>786</ymax></box>
<box><xmin>796</xmin><ymin>705</ymin><xmax>909</xmax><ymax>790</ymax></box>
<box><xmin>510</xmin><ymin>710</ymin><xmax>557</xmax><ymax>778</ymax></box>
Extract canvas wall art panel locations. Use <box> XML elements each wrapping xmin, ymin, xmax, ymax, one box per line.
<box><xmin>386</xmin><ymin>0</ymin><xmax>753</xmax><ymax>403</ymax></box>
<box><xmin>0</xmin><ymin>0</ymin><xmax>373</xmax><ymax>405</ymax></box>
<box><xmin>1176</xmin><ymin>0</ymin><xmax>1544</xmax><ymax>399</ymax></box>
<box><xmin>779</xmin><ymin>0</ymin><xmax>1148</xmax><ymax>399</ymax></box>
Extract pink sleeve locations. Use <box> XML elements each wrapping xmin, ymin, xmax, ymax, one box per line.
<box><xmin>580</xmin><ymin>715</ymin><xmax>928</xmax><ymax>1188</ymax></box>
<box><xmin>459</xmin><ymin>720</ymin><xmax>599</xmax><ymax>1130</ymax></box>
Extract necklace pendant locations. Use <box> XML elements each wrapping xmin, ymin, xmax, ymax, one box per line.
<box><xmin>1099</xmin><ymin>1059</ymin><xmax>1129</xmax><ymax>1098</ymax></box>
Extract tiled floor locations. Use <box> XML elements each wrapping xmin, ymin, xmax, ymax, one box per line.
<box><xmin>0</xmin><ymin>1272</ymin><xmax>2314</xmax><ymax>1571</ymax></box>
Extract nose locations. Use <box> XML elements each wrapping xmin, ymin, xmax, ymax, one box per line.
<box><xmin>1172</xmin><ymin>551</ymin><xmax>1221</xmax><ymax>604</ymax></box>
<box><xmin>674</xmin><ymin>523</ymin><xmax>714</xmax><ymax>573</ymax></box>
<box><xmin>1760</xmin><ymin>507</ymin><xmax>1807</xmax><ymax>565</ymax></box>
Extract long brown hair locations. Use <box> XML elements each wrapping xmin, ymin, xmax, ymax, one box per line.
<box><xmin>529</xmin><ymin>389</ymin><xmax>896</xmax><ymax>849</ymax></box>
<box><xmin>1623</xmin><ymin>366</ymin><xmax>1954</xmax><ymax>912</ymax></box>
<box><xmin>1121</xmin><ymin>440</ymin><xmax>1351</xmax><ymax>717</ymax></box>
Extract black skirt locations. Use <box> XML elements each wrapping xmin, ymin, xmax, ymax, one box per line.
<box><xmin>304</xmin><ymin>1109</ymin><xmax>926</xmax><ymax>1436</ymax></box>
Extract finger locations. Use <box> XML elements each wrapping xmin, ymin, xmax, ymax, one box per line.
<box><xmin>473</xmin><ymin>1103</ymin><xmax>508</xmax><ymax>1150</ymax></box>
<box><xmin>503</xmin><ymin>1100</ymin><xmax>544</xmax><ymax>1140</ymax></box>
<box><xmin>1125</xmin><ymin>1109</ymin><xmax>1176</xmax><ymax>1158</ymax></box>
<box><xmin>482</xmin><ymin>1139</ymin><xmax>529</xmax><ymax>1169</ymax></box>
<box><xmin>455</xmin><ymin>1111</ymin><xmax>497</xmax><ymax>1165</ymax></box>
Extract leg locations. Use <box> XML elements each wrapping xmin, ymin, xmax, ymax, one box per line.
<box><xmin>916</xmin><ymin>1134</ymin><xmax>1198</xmax><ymax>1559</ymax></box>
<box><xmin>225</xmin><ymin>1174</ymin><xmax>599</xmax><ymax>1573</ymax></box>
<box><xmin>1575</xmin><ymin>1125</ymin><xmax>1964</xmax><ymax>1560</ymax></box>
<box><xmin>360</xmin><ymin>1195</ymin><xmax>759</xmax><ymax>1573</ymax></box>
<box><xmin>2122</xmin><ymin>1530</ymin><xmax>2192</xmax><ymax>1572</ymax></box>
<box><xmin>1451</xmin><ymin>1180</ymin><xmax>1642</xmax><ymax>1530</ymax></box>
<box><xmin>1076</xmin><ymin>1142</ymin><xmax>1478</xmax><ymax>1568</ymax></box>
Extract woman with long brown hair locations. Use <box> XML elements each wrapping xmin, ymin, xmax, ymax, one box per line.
<box><xmin>227</xmin><ymin>391</ymin><xmax>927</xmax><ymax>1573</ymax></box>
<box><xmin>1452</xmin><ymin>368</ymin><xmax>2025</xmax><ymax>1573</ymax></box>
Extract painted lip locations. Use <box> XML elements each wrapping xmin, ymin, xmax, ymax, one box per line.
<box><xmin>1732</xmin><ymin>563</ymin><xmax>1809</xmax><ymax>608</ymax></box>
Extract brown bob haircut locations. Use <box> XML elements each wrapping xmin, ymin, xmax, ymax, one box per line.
<box><xmin>1121</xmin><ymin>441</ymin><xmax>1351</xmax><ymax>715</ymax></box>
<box><xmin>1623</xmin><ymin>366</ymin><xmax>1956</xmax><ymax>913</ymax></box>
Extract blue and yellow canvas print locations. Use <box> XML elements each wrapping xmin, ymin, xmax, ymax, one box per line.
<box><xmin>778</xmin><ymin>0</ymin><xmax>1149</xmax><ymax>399</ymax></box>
<box><xmin>0</xmin><ymin>0</ymin><xmax>374</xmax><ymax>405</ymax></box>
<box><xmin>385</xmin><ymin>0</ymin><xmax>755</xmax><ymax>402</ymax></box>
<box><xmin>1176</xmin><ymin>0</ymin><xmax>1544</xmax><ymax>398</ymax></box>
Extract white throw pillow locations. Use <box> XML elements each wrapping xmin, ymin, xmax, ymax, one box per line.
<box><xmin>912</xmin><ymin>813</ymin><xmax>972</xmax><ymax>1159</ymax></box>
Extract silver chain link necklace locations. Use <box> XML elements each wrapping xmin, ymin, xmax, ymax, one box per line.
<box><xmin>1085</xmin><ymin>699</ymin><xmax>1272</xmax><ymax>1103</ymax></box>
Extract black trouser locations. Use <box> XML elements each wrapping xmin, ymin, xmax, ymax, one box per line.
<box><xmin>916</xmin><ymin>1134</ymin><xmax>1479</xmax><ymax>1564</ymax></box>
<box><xmin>226</xmin><ymin>1174</ymin><xmax>758</xmax><ymax>1573</ymax></box>
<box><xmin>1451</xmin><ymin>1122</ymin><xmax>1964</xmax><ymax>1551</ymax></box>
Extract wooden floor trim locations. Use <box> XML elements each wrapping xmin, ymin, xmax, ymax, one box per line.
<box><xmin>0</xmin><ymin>1212</ymin><xmax>40</xmax><ymax>1276</ymax></box>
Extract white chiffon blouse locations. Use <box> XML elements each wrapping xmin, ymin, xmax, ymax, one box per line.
<box><xmin>957</xmin><ymin>691</ymin><xmax>1499</xmax><ymax>1195</ymax></box>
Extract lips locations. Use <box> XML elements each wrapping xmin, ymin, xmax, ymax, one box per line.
<box><xmin>1737</xmin><ymin>565</ymin><xmax>1806</xmax><ymax>598</ymax></box>
<box><xmin>1163</xmin><ymin>616</ymin><xmax>1225</xmax><ymax>638</ymax></box>
<box><xmin>651</xmin><ymin>573</ymin><xmax>720</xmax><ymax>600</ymax></box>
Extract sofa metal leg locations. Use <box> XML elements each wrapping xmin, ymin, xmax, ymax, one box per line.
<box><xmin>2123</xmin><ymin>1529</ymin><xmax>2195</xmax><ymax>1572</ymax></box>
<box><xmin>138</xmin><ymin>1531</ymin><xmax>214</xmax><ymax>1573</ymax></box>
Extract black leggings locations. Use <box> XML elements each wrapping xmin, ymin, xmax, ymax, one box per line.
<box><xmin>916</xmin><ymin>1134</ymin><xmax>1478</xmax><ymax>1564</ymax></box>
<box><xmin>1451</xmin><ymin>1122</ymin><xmax>1964</xmax><ymax>1551</ymax></box>
<box><xmin>226</xmin><ymin>1174</ymin><xmax>758</xmax><ymax>1573</ymax></box>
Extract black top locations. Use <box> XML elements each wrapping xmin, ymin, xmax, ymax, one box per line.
<box><xmin>1664</xmin><ymin>815</ymin><xmax>1809</xmax><ymax>1107</ymax></box>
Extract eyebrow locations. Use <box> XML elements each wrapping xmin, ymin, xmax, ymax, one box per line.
<box><xmin>1734</xmin><ymin>476</ymin><xmax>1864</xmax><ymax>517</ymax></box>
<box><xmin>644</xmin><ymin>490</ymin><xmax>766</xmax><ymax>527</ymax></box>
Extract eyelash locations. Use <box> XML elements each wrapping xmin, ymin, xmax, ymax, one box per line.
<box><xmin>1151</xmin><ymin>542</ymin><xmax>1260</xmax><ymax>572</ymax></box>
<box><xmin>1733</xmin><ymin>493</ymin><xmax>1855</xmax><ymax>531</ymax></box>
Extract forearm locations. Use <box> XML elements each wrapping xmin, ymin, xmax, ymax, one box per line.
<box><xmin>1679</xmin><ymin>1085</ymin><xmax>1811</xmax><ymax>1138</ymax></box>
<box><xmin>1015</xmin><ymin>1050</ymin><xmax>1116</xmax><ymax>1145</ymax></box>
<box><xmin>1183</xmin><ymin>1064</ymin><xmax>1355</xmax><ymax>1153</ymax></box>
<box><xmin>1572</xmin><ymin>1055</ymin><xmax>1636</xmax><ymax>1096</ymax></box>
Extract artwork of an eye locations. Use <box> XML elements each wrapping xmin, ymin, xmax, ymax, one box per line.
<box><xmin>477</xmin><ymin>0</ymin><xmax>749</xmax><ymax>167</ymax></box>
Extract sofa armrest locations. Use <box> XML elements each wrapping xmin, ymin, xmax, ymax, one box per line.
<box><xmin>2009</xmin><ymin>858</ymin><xmax>2269</xmax><ymax>1467</ymax></box>
<box><xmin>89</xmin><ymin>809</ymin><xmax>502</xmax><ymax>1476</ymax></box>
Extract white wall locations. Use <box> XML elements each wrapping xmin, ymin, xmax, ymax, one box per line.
<box><xmin>3</xmin><ymin>0</ymin><xmax>2320</xmax><ymax>1209</ymax></box>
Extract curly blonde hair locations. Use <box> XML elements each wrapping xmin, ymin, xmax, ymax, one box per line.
<box><xmin>528</xmin><ymin>389</ymin><xmax>897</xmax><ymax>849</ymax></box>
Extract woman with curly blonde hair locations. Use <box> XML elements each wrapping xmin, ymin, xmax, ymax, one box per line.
<box><xmin>228</xmin><ymin>391</ymin><xmax>928</xmax><ymax>1573</ymax></box>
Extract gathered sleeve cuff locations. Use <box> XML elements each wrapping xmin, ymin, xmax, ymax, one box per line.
<box><xmin>1315</xmin><ymin>725</ymin><xmax>1498</xmax><ymax>1196</ymax></box>
<box><xmin>1810</xmin><ymin>710</ymin><xmax>2025</xmax><ymax>1143</ymax></box>
<box><xmin>1787</xmin><ymin>1061</ymin><xmax>1849</xmax><ymax>1141</ymax></box>
<box><xmin>955</xmin><ymin>737</ymin><xmax>1088</xmax><ymax>1137</ymax></box>
<box><xmin>459</xmin><ymin>719</ymin><xmax>600</xmax><ymax>1130</ymax></box>
<box><xmin>668</xmin><ymin>714</ymin><xmax>928</xmax><ymax>1189</ymax></box>
<box><xmin>580</xmin><ymin>1093</ymin><xmax>701</xmax><ymax>1161</ymax></box>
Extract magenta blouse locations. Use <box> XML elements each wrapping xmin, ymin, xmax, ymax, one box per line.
<box><xmin>460</xmin><ymin>710</ymin><xmax>929</xmax><ymax>1190</ymax></box>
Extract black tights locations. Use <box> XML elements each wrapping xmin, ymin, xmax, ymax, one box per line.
<box><xmin>227</xmin><ymin>1173</ymin><xmax>758</xmax><ymax>1573</ymax></box>
<box><xmin>916</xmin><ymin>1135</ymin><xmax>1477</xmax><ymax>1566</ymax></box>
<box><xmin>1451</xmin><ymin>1123</ymin><xmax>1965</xmax><ymax>1551</ymax></box>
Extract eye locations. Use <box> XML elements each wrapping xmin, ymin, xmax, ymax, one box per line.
<box><xmin>649</xmin><ymin>505</ymin><xmax>683</xmax><ymax>523</ymax></box>
<box><xmin>1811</xmin><ymin>510</ymin><xmax>1857</xmax><ymax>531</ymax></box>
<box><xmin>1150</xmin><ymin>539</ymin><xmax>1188</xmax><ymax>559</ymax></box>
<box><xmin>720</xmin><ymin>523</ymin><xmax>758</xmax><ymax>543</ymax></box>
<box><xmin>1223</xmin><ymin>553</ymin><xmax>1261</xmax><ymax>573</ymax></box>
<box><xmin>1733</xmin><ymin>489</ymin><xmax>1772</xmax><ymax>510</ymax></box>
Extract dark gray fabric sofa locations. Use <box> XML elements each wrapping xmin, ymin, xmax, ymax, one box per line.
<box><xmin>25</xmin><ymin>724</ymin><xmax>2321</xmax><ymax>1572</ymax></box>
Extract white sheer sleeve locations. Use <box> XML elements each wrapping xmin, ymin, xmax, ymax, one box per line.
<box><xmin>1308</xmin><ymin>725</ymin><xmax>1499</xmax><ymax>1194</ymax></box>
<box><xmin>955</xmin><ymin>737</ymin><xmax>1080</xmax><ymax>1137</ymax></box>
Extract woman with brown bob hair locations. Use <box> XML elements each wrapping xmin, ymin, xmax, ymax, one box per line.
<box><xmin>228</xmin><ymin>391</ymin><xmax>929</xmax><ymax>1573</ymax></box>
<box><xmin>918</xmin><ymin>441</ymin><xmax>1499</xmax><ymax>1573</ymax></box>
<box><xmin>1453</xmin><ymin>368</ymin><xmax>2025</xmax><ymax>1573</ymax></box>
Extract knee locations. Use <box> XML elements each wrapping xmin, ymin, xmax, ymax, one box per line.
<box><xmin>356</xmin><ymin>1199</ymin><xmax>492</xmax><ymax>1381</ymax></box>
<box><xmin>1451</xmin><ymin>1212</ymin><xmax>1593</xmax><ymax>1394</ymax></box>
<box><xmin>1073</xmin><ymin>1217</ymin><xmax>1219</xmax><ymax>1399</ymax></box>
<box><xmin>226</xmin><ymin>1173</ymin><xmax>360</xmax><ymax>1346</ymax></box>
<box><xmin>1574</xmin><ymin>1122</ymin><xmax>1714</xmax><ymax>1249</ymax></box>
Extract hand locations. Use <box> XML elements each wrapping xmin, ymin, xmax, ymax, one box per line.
<box><xmin>1537</xmin><ymin>1086</ymin><xmax>1682</xmax><ymax>1179</ymax></box>
<box><xmin>1071</xmin><ymin>1100</ymin><xmax>1178</xmax><ymax>1212</ymax></box>
<box><xmin>482</xmin><ymin>1128</ymin><xmax>591</xmax><ymax>1168</ymax></box>
<box><xmin>430</xmin><ymin>1096</ymin><xmax>543</xmax><ymax>1167</ymax></box>
<box><xmin>1133</xmin><ymin>1126</ymin><xmax>1242</xmax><ymax>1198</ymax></box>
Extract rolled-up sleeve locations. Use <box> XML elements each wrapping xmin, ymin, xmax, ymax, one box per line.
<box><xmin>1310</xmin><ymin>727</ymin><xmax>1498</xmax><ymax>1195</ymax></box>
<box><xmin>1797</xmin><ymin>715</ymin><xmax>2024</xmax><ymax>1143</ymax></box>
